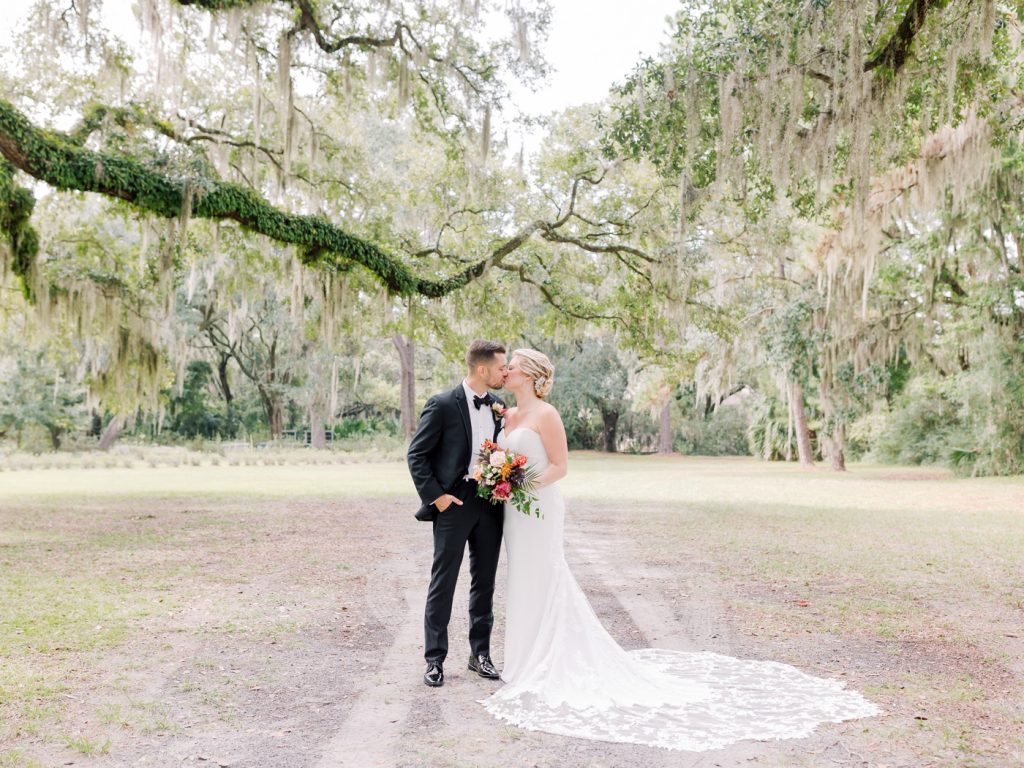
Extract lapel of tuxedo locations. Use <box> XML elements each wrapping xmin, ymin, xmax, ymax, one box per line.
<box><xmin>491</xmin><ymin>396</ymin><xmax>504</xmax><ymax>441</ymax></box>
<box><xmin>453</xmin><ymin>384</ymin><xmax>473</xmax><ymax>453</ymax></box>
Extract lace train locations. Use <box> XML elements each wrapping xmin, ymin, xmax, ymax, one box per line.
<box><xmin>484</xmin><ymin>647</ymin><xmax>880</xmax><ymax>751</ymax></box>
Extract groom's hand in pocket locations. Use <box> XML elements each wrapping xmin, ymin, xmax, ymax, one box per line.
<box><xmin>434</xmin><ymin>494</ymin><xmax>463</xmax><ymax>513</ymax></box>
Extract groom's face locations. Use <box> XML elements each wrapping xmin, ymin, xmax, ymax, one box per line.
<box><xmin>480</xmin><ymin>353</ymin><xmax>508</xmax><ymax>390</ymax></box>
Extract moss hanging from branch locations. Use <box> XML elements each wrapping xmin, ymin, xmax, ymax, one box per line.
<box><xmin>177</xmin><ymin>0</ymin><xmax>499</xmax><ymax>101</ymax></box>
<box><xmin>0</xmin><ymin>160</ymin><xmax>39</xmax><ymax>300</ymax></box>
<box><xmin>0</xmin><ymin>99</ymin><xmax>492</xmax><ymax>298</ymax></box>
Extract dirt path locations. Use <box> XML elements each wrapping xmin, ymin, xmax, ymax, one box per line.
<box><xmin>303</xmin><ymin>506</ymin><xmax>884</xmax><ymax>768</ymax></box>
<box><xmin>313</xmin><ymin>582</ymin><xmax>422</xmax><ymax>768</ymax></box>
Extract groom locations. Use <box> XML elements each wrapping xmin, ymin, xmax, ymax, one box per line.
<box><xmin>407</xmin><ymin>340</ymin><xmax>508</xmax><ymax>687</ymax></box>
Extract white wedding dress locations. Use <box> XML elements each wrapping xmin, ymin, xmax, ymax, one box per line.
<box><xmin>481</xmin><ymin>427</ymin><xmax>880</xmax><ymax>751</ymax></box>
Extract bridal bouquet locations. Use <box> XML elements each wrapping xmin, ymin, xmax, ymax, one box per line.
<box><xmin>473</xmin><ymin>439</ymin><xmax>541</xmax><ymax>518</ymax></box>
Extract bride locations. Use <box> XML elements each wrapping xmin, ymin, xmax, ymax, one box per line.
<box><xmin>482</xmin><ymin>348</ymin><xmax>880</xmax><ymax>752</ymax></box>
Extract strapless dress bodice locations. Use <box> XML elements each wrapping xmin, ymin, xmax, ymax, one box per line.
<box><xmin>500</xmin><ymin>427</ymin><xmax>549</xmax><ymax>473</ymax></box>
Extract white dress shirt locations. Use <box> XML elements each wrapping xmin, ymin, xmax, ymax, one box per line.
<box><xmin>463</xmin><ymin>379</ymin><xmax>495</xmax><ymax>477</ymax></box>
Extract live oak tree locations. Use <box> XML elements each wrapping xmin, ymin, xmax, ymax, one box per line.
<box><xmin>1</xmin><ymin>0</ymin><xmax>682</xmax><ymax>438</ymax></box>
<box><xmin>546</xmin><ymin>338</ymin><xmax>631</xmax><ymax>452</ymax></box>
<box><xmin>605</xmin><ymin>0</ymin><xmax>1024</xmax><ymax>472</ymax></box>
<box><xmin>0</xmin><ymin>0</ymin><xmax>555</xmax><ymax>300</ymax></box>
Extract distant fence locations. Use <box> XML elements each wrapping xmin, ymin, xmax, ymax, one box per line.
<box><xmin>280</xmin><ymin>429</ymin><xmax>334</xmax><ymax>445</ymax></box>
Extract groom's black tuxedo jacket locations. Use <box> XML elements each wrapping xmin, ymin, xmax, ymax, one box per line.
<box><xmin>407</xmin><ymin>384</ymin><xmax>504</xmax><ymax>522</ymax></box>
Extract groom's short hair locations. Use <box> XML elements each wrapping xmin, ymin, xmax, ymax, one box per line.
<box><xmin>466</xmin><ymin>340</ymin><xmax>506</xmax><ymax>369</ymax></box>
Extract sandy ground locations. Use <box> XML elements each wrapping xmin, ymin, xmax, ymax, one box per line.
<box><xmin>1</xmin><ymin>483</ymin><xmax>1022</xmax><ymax>767</ymax></box>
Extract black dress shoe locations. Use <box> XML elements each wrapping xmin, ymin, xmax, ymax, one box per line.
<box><xmin>423</xmin><ymin>662</ymin><xmax>444</xmax><ymax>687</ymax></box>
<box><xmin>468</xmin><ymin>654</ymin><xmax>500</xmax><ymax>679</ymax></box>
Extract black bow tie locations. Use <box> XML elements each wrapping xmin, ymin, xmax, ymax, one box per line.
<box><xmin>473</xmin><ymin>393</ymin><xmax>493</xmax><ymax>410</ymax></box>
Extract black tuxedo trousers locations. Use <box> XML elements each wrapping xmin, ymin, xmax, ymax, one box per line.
<box><xmin>424</xmin><ymin>477</ymin><xmax>503</xmax><ymax>663</ymax></box>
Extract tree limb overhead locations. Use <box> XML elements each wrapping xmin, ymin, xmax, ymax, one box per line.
<box><xmin>864</xmin><ymin>0</ymin><xmax>947</xmax><ymax>74</ymax></box>
<box><xmin>0</xmin><ymin>99</ymin><xmax>493</xmax><ymax>298</ymax></box>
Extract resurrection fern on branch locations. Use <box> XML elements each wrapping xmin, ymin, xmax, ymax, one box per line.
<box><xmin>0</xmin><ymin>99</ymin><xmax>493</xmax><ymax>299</ymax></box>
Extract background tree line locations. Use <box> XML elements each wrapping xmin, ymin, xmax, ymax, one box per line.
<box><xmin>1</xmin><ymin>0</ymin><xmax>1022</xmax><ymax>475</ymax></box>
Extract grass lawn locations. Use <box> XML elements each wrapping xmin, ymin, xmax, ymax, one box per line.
<box><xmin>0</xmin><ymin>453</ymin><xmax>1021</xmax><ymax>766</ymax></box>
<box><xmin>3</xmin><ymin>451</ymin><xmax>1021</xmax><ymax>510</ymax></box>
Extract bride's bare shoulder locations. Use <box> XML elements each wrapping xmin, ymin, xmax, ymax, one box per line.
<box><xmin>538</xmin><ymin>401</ymin><xmax>562</xmax><ymax>421</ymax></box>
<box><xmin>536</xmin><ymin>402</ymin><xmax>567</xmax><ymax>444</ymax></box>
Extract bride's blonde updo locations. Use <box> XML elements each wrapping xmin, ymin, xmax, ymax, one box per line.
<box><xmin>512</xmin><ymin>348</ymin><xmax>555</xmax><ymax>399</ymax></box>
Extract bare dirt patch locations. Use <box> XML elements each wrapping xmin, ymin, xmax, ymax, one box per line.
<box><xmin>1</xmin><ymin>499</ymin><xmax>403</xmax><ymax>767</ymax></box>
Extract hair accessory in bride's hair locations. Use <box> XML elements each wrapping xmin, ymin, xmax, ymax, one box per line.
<box><xmin>513</xmin><ymin>348</ymin><xmax>554</xmax><ymax>398</ymax></box>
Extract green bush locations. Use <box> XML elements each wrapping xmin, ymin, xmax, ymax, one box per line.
<box><xmin>846</xmin><ymin>404</ymin><xmax>889</xmax><ymax>460</ymax></box>
<box><xmin>951</xmin><ymin>339</ymin><xmax>1024</xmax><ymax>476</ymax></box>
<box><xmin>871</xmin><ymin>377</ymin><xmax>964</xmax><ymax>466</ymax></box>
<box><xmin>16</xmin><ymin>422</ymin><xmax>53</xmax><ymax>454</ymax></box>
<box><xmin>679</xmin><ymin>403</ymin><xmax>752</xmax><ymax>456</ymax></box>
<box><xmin>167</xmin><ymin>361</ymin><xmax>236</xmax><ymax>439</ymax></box>
<box><xmin>334</xmin><ymin>416</ymin><xmax>399</xmax><ymax>439</ymax></box>
<box><xmin>870</xmin><ymin>338</ymin><xmax>1024</xmax><ymax>475</ymax></box>
<box><xmin>745</xmin><ymin>393</ymin><xmax>810</xmax><ymax>461</ymax></box>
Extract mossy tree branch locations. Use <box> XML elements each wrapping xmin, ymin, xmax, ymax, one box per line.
<box><xmin>0</xmin><ymin>99</ymin><xmax>504</xmax><ymax>299</ymax></box>
<box><xmin>864</xmin><ymin>0</ymin><xmax>949</xmax><ymax>74</ymax></box>
<box><xmin>69</xmin><ymin>102</ymin><xmax>288</xmax><ymax>177</ymax></box>
<box><xmin>176</xmin><ymin>0</ymin><xmax>280</xmax><ymax>10</ymax></box>
<box><xmin>176</xmin><ymin>0</ymin><xmax>494</xmax><ymax>96</ymax></box>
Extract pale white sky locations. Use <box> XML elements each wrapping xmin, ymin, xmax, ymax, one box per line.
<box><xmin>3</xmin><ymin>0</ymin><xmax>679</xmax><ymax>117</ymax></box>
<box><xmin>515</xmin><ymin>0</ymin><xmax>678</xmax><ymax>114</ymax></box>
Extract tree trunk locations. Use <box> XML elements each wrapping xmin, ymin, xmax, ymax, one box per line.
<box><xmin>784</xmin><ymin>381</ymin><xmax>794</xmax><ymax>462</ymax></box>
<box><xmin>260</xmin><ymin>388</ymin><xmax>284</xmax><ymax>439</ymax></box>
<box><xmin>823</xmin><ymin>425</ymin><xmax>847</xmax><ymax>471</ymax></box>
<box><xmin>98</xmin><ymin>414</ymin><xmax>124</xmax><ymax>451</ymax></box>
<box><xmin>657</xmin><ymin>395</ymin><xmax>673</xmax><ymax>454</ymax></box>
<box><xmin>216</xmin><ymin>353</ymin><xmax>235</xmax><ymax>432</ymax></box>
<box><xmin>817</xmin><ymin>379</ymin><xmax>847</xmax><ymax>472</ymax></box>
<box><xmin>309</xmin><ymin>408</ymin><xmax>326</xmax><ymax>449</ymax></box>
<box><xmin>270</xmin><ymin>401</ymin><xmax>284</xmax><ymax>439</ymax></box>
<box><xmin>393</xmin><ymin>333</ymin><xmax>416</xmax><ymax>440</ymax></box>
<box><xmin>789</xmin><ymin>381</ymin><xmax>815</xmax><ymax>468</ymax></box>
<box><xmin>601</xmin><ymin>409</ymin><xmax>619</xmax><ymax>453</ymax></box>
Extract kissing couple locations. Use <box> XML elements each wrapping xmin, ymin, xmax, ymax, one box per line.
<box><xmin>406</xmin><ymin>340</ymin><xmax>880</xmax><ymax>751</ymax></box>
